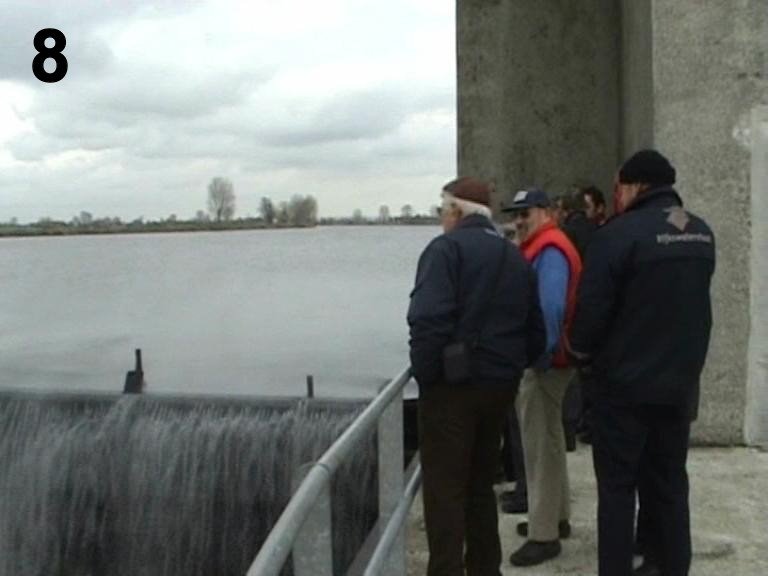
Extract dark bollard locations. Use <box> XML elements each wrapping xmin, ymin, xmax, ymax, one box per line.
<box><xmin>123</xmin><ymin>349</ymin><xmax>145</xmax><ymax>394</ymax></box>
<box><xmin>306</xmin><ymin>375</ymin><xmax>314</xmax><ymax>399</ymax></box>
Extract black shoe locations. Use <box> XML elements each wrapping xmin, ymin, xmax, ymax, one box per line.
<box><xmin>634</xmin><ymin>561</ymin><xmax>661</xmax><ymax>576</ymax></box>
<box><xmin>509</xmin><ymin>540</ymin><xmax>562</xmax><ymax>567</ymax></box>
<box><xmin>577</xmin><ymin>430</ymin><xmax>592</xmax><ymax>445</ymax></box>
<box><xmin>516</xmin><ymin>519</ymin><xmax>571</xmax><ymax>539</ymax></box>
<box><xmin>499</xmin><ymin>491</ymin><xmax>528</xmax><ymax>514</ymax></box>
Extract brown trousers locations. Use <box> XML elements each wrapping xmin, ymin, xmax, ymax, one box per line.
<box><xmin>419</xmin><ymin>383</ymin><xmax>517</xmax><ymax>576</ymax></box>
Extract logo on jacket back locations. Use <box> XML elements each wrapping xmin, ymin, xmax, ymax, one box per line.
<box><xmin>665</xmin><ymin>207</ymin><xmax>690</xmax><ymax>231</ymax></box>
<box><xmin>657</xmin><ymin>208</ymin><xmax>713</xmax><ymax>245</ymax></box>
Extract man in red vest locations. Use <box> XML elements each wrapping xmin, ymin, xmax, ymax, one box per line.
<box><xmin>502</xmin><ymin>188</ymin><xmax>583</xmax><ymax>566</ymax></box>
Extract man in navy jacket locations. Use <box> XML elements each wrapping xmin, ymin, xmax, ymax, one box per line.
<box><xmin>408</xmin><ymin>177</ymin><xmax>545</xmax><ymax>576</ymax></box>
<box><xmin>570</xmin><ymin>150</ymin><xmax>716</xmax><ymax>576</ymax></box>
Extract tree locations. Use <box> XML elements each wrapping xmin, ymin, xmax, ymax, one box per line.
<box><xmin>288</xmin><ymin>195</ymin><xmax>318</xmax><ymax>226</ymax></box>
<box><xmin>352</xmin><ymin>209</ymin><xmax>364</xmax><ymax>224</ymax></box>
<box><xmin>276</xmin><ymin>201</ymin><xmax>290</xmax><ymax>225</ymax></box>
<box><xmin>195</xmin><ymin>210</ymin><xmax>209</xmax><ymax>222</ymax></box>
<box><xmin>207</xmin><ymin>177</ymin><xmax>236</xmax><ymax>222</ymax></box>
<box><xmin>401</xmin><ymin>204</ymin><xmax>414</xmax><ymax>219</ymax></box>
<box><xmin>260</xmin><ymin>197</ymin><xmax>276</xmax><ymax>225</ymax></box>
<box><xmin>378</xmin><ymin>205</ymin><xmax>391</xmax><ymax>223</ymax></box>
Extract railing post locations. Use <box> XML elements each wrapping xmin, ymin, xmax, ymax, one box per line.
<box><xmin>293</xmin><ymin>468</ymin><xmax>333</xmax><ymax>576</ymax></box>
<box><xmin>377</xmin><ymin>385</ymin><xmax>405</xmax><ymax>576</ymax></box>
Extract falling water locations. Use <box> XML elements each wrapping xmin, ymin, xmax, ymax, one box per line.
<box><xmin>0</xmin><ymin>393</ymin><xmax>378</xmax><ymax>576</ymax></box>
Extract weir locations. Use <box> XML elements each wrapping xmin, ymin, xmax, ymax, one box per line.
<box><xmin>0</xmin><ymin>390</ymin><xmax>379</xmax><ymax>576</ymax></box>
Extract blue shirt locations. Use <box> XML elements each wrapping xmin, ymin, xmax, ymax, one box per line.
<box><xmin>532</xmin><ymin>247</ymin><xmax>569</xmax><ymax>369</ymax></box>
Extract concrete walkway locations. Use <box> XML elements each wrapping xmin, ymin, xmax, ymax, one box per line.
<box><xmin>406</xmin><ymin>445</ymin><xmax>768</xmax><ymax>575</ymax></box>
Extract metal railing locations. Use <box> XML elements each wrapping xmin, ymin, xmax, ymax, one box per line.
<box><xmin>246</xmin><ymin>366</ymin><xmax>419</xmax><ymax>576</ymax></box>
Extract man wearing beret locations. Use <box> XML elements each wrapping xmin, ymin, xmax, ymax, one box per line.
<box><xmin>501</xmin><ymin>188</ymin><xmax>583</xmax><ymax>566</ymax></box>
<box><xmin>408</xmin><ymin>177</ymin><xmax>545</xmax><ymax>576</ymax></box>
<box><xmin>569</xmin><ymin>150</ymin><xmax>716</xmax><ymax>576</ymax></box>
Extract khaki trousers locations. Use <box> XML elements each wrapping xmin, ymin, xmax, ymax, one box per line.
<box><xmin>516</xmin><ymin>369</ymin><xmax>573</xmax><ymax>541</ymax></box>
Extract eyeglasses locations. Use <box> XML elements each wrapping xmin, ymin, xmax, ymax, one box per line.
<box><xmin>513</xmin><ymin>210</ymin><xmax>530</xmax><ymax>220</ymax></box>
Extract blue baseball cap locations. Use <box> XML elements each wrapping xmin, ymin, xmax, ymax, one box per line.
<box><xmin>501</xmin><ymin>187</ymin><xmax>551</xmax><ymax>212</ymax></box>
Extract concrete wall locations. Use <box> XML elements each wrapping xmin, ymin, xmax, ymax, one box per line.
<box><xmin>457</xmin><ymin>0</ymin><xmax>508</xmax><ymax>186</ymax></box>
<box><xmin>746</xmin><ymin>107</ymin><xmax>768</xmax><ymax>447</ymax></box>
<box><xmin>651</xmin><ymin>0</ymin><xmax>768</xmax><ymax>444</ymax></box>
<box><xmin>620</xmin><ymin>0</ymin><xmax>654</xmax><ymax>154</ymax></box>
<box><xmin>457</xmin><ymin>0</ymin><xmax>768</xmax><ymax>443</ymax></box>
<box><xmin>458</xmin><ymin>0</ymin><xmax>620</xmax><ymax>209</ymax></box>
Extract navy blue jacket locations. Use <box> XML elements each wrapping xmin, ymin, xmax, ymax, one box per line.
<box><xmin>570</xmin><ymin>187</ymin><xmax>716</xmax><ymax>419</ymax></box>
<box><xmin>408</xmin><ymin>215</ymin><xmax>546</xmax><ymax>388</ymax></box>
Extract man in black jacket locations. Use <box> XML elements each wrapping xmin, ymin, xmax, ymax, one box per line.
<box><xmin>408</xmin><ymin>177</ymin><xmax>546</xmax><ymax>576</ymax></box>
<box><xmin>562</xmin><ymin>191</ymin><xmax>598</xmax><ymax>259</ymax></box>
<box><xmin>569</xmin><ymin>150</ymin><xmax>716</xmax><ymax>576</ymax></box>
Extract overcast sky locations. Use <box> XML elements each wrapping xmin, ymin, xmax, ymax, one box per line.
<box><xmin>0</xmin><ymin>0</ymin><xmax>456</xmax><ymax>223</ymax></box>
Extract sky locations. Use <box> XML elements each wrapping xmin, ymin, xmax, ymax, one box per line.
<box><xmin>0</xmin><ymin>0</ymin><xmax>456</xmax><ymax>223</ymax></box>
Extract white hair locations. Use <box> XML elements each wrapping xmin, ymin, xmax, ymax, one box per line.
<box><xmin>442</xmin><ymin>192</ymin><xmax>492</xmax><ymax>219</ymax></box>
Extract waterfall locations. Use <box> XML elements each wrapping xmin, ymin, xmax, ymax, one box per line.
<box><xmin>0</xmin><ymin>393</ymin><xmax>377</xmax><ymax>576</ymax></box>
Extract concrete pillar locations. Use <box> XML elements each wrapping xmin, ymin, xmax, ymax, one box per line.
<box><xmin>650</xmin><ymin>0</ymin><xmax>768</xmax><ymax>444</ymax></box>
<box><xmin>746</xmin><ymin>106</ymin><xmax>768</xmax><ymax>448</ymax></box>
<box><xmin>457</xmin><ymin>0</ymin><xmax>509</xmax><ymax>187</ymax></box>
<box><xmin>619</xmin><ymin>0</ymin><xmax>653</xmax><ymax>153</ymax></box>
<box><xmin>458</xmin><ymin>0</ymin><xmax>621</xmax><ymax>208</ymax></box>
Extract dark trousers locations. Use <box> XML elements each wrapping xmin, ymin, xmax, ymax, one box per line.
<box><xmin>419</xmin><ymin>383</ymin><xmax>517</xmax><ymax>576</ymax></box>
<box><xmin>592</xmin><ymin>402</ymin><xmax>692</xmax><ymax>576</ymax></box>
<box><xmin>500</xmin><ymin>406</ymin><xmax>526</xmax><ymax>493</ymax></box>
<box><xmin>562</xmin><ymin>371</ymin><xmax>582</xmax><ymax>450</ymax></box>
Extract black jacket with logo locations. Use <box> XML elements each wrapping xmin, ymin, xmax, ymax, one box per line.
<box><xmin>570</xmin><ymin>187</ymin><xmax>716</xmax><ymax>419</ymax></box>
<box><xmin>408</xmin><ymin>215</ymin><xmax>546</xmax><ymax>388</ymax></box>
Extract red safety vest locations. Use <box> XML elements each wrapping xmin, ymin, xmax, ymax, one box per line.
<box><xmin>520</xmin><ymin>221</ymin><xmax>583</xmax><ymax>368</ymax></box>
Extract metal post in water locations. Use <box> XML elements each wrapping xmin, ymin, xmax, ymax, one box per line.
<box><xmin>306</xmin><ymin>375</ymin><xmax>314</xmax><ymax>399</ymax></box>
<box><xmin>123</xmin><ymin>348</ymin><xmax>145</xmax><ymax>394</ymax></box>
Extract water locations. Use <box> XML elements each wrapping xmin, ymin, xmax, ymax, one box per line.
<box><xmin>0</xmin><ymin>226</ymin><xmax>438</xmax><ymax>398</ymax></box>
<box><xmin>0</xmin><ymin>393</ymin><xmax>377</xmax><ymax>576</ymax></box>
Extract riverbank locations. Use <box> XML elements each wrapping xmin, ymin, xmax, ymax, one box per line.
<box><xmin>0</xmin><ymin>220</ymin><xmax>439</xmax><ymax>238</ymax></box>
<box><xmin>406</xmin><ymin>445</ymin><xmax>768</xmax><ymax>575</ymax></box>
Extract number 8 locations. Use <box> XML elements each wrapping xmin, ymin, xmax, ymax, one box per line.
<box><xmin>32</xmin><ymin>28</ymin><xmax>68</xmax><ymax>83</ymax></box>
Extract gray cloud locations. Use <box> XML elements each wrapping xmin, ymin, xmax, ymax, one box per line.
<box><xmin>0</xmin><ymin>0</ymin><xmax>456</xmax><ymax>221</ymax></box>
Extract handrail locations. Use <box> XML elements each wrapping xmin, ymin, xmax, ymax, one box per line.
<box><xmin>363</xmin><ymin>459</ymin><xmax>422</xmax><ymax>576</ymax></box>
<box><xmin>246</xmin><ymin>366</ymin><xmax>412</xmax><ymax>576</ymax></box>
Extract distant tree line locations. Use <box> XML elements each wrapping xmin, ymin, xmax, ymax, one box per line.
<box><xmin>0</xmin><ymin>178</ymin><xmax>438</xmax><ymax>237</ymax></box>
<box><xmin>318</xmin><ymin>203</ymin><xmax>439</xmax><ymax>226</ymax></box>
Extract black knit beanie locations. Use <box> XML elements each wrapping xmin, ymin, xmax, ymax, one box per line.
<box><xmin>619</xmin><ymin>149</ymin><xmax>676</xmax><ymax>186</ymax></box>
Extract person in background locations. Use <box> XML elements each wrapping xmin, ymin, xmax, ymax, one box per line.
<box><xmin>581</xmin><ymin>185</ymin><xmax>608</xmax><ymax>226</ymax></box>
<box><xmin>501</xmin><ymin>188</ymin><xmax>582</xmax><ymax>567</ymax></box>
<box><xmin>551</xmin><ymin>194</ymin><xmax>567</xmax><ymax>226</ymax></box>
<box><xmin>561</xmin><ymin>191</ymin><xmax>598</xmax><ymax>259</ymax></box>
<box><xmin>557</xmin><ymin>190</ymin><xmax>600</xmax><ymax>449</ymax></box>
<box><xmin>569</xmin><ymin>150</ymin><xmax>716</xmax><ymax>576</ymax></box>
<box><xmin>408</xmin><ymin>177</ymin><xmax>545</xmax><ymax>576</ymax></box>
